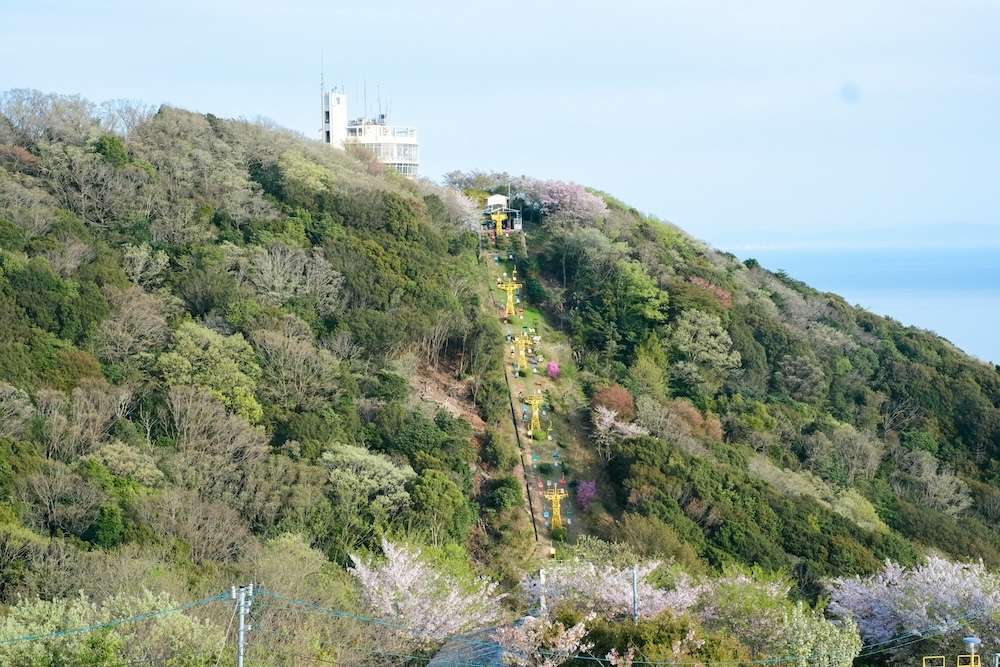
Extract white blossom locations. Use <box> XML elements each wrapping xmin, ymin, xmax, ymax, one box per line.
<box><xmin>493</xmin><ymin>613</ymin><xmax>594</xmax><ymax>667</ymax></box>
<box><xmin>592</xmin><ymin>405</ymin><xmax>648</xmax><ymax>462</ymax></box>
<box><xmin>828</xmin><ymin>556</ymin><xmax>1000</xmax><ymax>663</ymax></box>
<box><xmin>521</xmin><ymin>562</ymin><xmax>702</xmax><ymax>620</ymax></box>
<box><xmin>349</xmin><ymin>540</ymin><xmax>506</xmax><ymax>648</ymax></box>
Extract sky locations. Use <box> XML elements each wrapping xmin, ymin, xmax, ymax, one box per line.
<box><xmin>3</xmin><ymin>0</ymin><xmax>1000</xmax><ymax>354</ymax></box>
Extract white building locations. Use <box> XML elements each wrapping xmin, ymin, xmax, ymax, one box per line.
<box><xmin>483</xmin><ymin>193</ymin><xmax>522</xmax><ymax>234</ymax></box>
<box><xmin>321</xmin><ymin>91</ymin><xmax>419</xmax><ymax>177</ymax></box>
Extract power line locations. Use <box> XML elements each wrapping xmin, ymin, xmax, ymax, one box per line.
<box><xmin>253</xmin><ymin>627</ymin><xmax>448</xmax><ymax>665</ymax></box>
<box><xmin>0</xmin><ymin>584</ymin><xmax>981</xmax><ymax>666</ymax></box>
<box><xmin>0</xmin><ymin>592</ymin><xmax>228</xmax><ymax>647</ymax></box>
<box><xmin>254</xmin><ymin>588</ymin><xmax>984</xmax><ymax>667</ymax></box>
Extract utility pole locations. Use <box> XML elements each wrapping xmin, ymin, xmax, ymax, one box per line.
<box><xmin>632</xmin><ymin>564</ymin><xmax>639</xmax><ymax>623</ymax></box>
<box><xmin>539</xmin><ymin>568</ymin><xmax>547</xmax><ymax>615</ymax></box>
<box><xmin>231</xmin><ymin>583</ymin><xmax>255</xmax><ymax>667</ymax></box>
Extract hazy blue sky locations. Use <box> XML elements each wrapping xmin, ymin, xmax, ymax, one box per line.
<box><xmin>4</xmin><ymin>1</ymin><xmax>1000</xmax><ymax>359</ymax></box>
<box><xmin>5</xmin><ymin>0</ymin><xmax>998</xmax><ymax>248</ymax></box>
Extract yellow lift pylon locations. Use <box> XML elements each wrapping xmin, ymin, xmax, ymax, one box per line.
<box><xmin>497</xmin><ymin>270</ymin><xmax>521</xmax><ymax>319</ymax></box>
<box><xmin>516</xmin><ymin>332</ymin><xmax>528</xmax><ymax>371</ymax></box>
<box><xmin>543</xmin><ymin>487</ymin><xmax>568</xmax><ymax>530</ymax></box>
<box><xmin>491</xmin><ymin>211</ymin><xmax>508</xmax><ymax>237</ymax></box>
<box><xmin>525</xmin><ymin>391</ymin><xmax>544</xmax><ymax>432</ymax></box>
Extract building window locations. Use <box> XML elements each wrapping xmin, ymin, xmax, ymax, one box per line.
<box><xmin>324</xmin><ymin>111</ymin><xmax>330</xmax><ymax>122</ymax></box>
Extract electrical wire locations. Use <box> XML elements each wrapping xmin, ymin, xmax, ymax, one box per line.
<box><xmin>254</xmin><ymin>588</ymin><xmax>987</xmax><ymax>667</ymax></box>
<box><xmin>0</xmin><ymin>592</ymin><xmax>228</xmax><ymax>647</ymax></box>
<box><xmin>0</xmin><ymin>584</ymin><xmax>984</xmax><ymax>666</ymax></box>
<box><xmin>213</xmin><ymin>596</ymin><xmax>239</xmax><ymax>667</ymax></box>
<box><xmin>253</xmin><ymin>627</ymin><xmax>445</xmax><ymax>664</ymax></box>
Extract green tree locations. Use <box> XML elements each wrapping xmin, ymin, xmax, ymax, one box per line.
<box><xmin>87</xmin><ymin>505</ymin><xmax>125</xmax><ymax>549</ymax></box>
<box><xmin>158</xmin><ymin>321</ymin><xmax>263</xmax><ymax>422</ymax></box>
<box><xmin>94</xmin><ymin>134</ymin><xmax>128</xmax><ymax>168</ymax></box>
<box><xmin>321</xmin><ymin>444</ymin><xmax>415</xmax><ymax>558</ymax></box>
<box><xmin>408</xmin><ymin>469</ymin><xmax>473</xmax><ymax>545</ymax></box>
<box><xmin>670</xmin><ymin>309</ymin><xmax>741</xmax><ymax>397</ymax></box>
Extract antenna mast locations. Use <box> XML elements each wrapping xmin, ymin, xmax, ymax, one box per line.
<box><xmin>319</xmin><ymin>47</ymin><xmax>325</xmax><ymax>139</ymax></box>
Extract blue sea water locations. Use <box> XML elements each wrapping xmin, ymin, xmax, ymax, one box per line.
<box><xmin>729</xmin><ymin>247</ymin><xmax>1000</xmax><ymax>365</ymax></box>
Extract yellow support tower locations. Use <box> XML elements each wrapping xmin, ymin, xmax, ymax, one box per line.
<box><xmin>543</xmin><ymin>487</ymin><xmax>568</xmax><ymax>529</ymax></box>
<box><xmin>516</xmin><ymin>332</ymin><xmax>528</xmax><ymax>371</ymax></box>
<box><xmin>491</xmin><ymin>211</ymin><xmax>508</xmax><ymax>237</ymax></box>
<box><xmin>525</xmin><ymin>391</ymin><xmax>544</xmax><ymax>432</ymax></box>
<box><xmin>497</xmin><ymin>270</ymin><xmax>522</xmax><ymax>319</ymax></box>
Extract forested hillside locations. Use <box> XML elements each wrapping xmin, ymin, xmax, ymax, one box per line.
<box><xmin>1</xmin><ymin>89</ymin><xmax>999</xmax><ymax>665</ymax></box>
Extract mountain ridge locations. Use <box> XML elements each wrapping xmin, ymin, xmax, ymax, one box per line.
<box><xmin>1</xmin><ymin>89</ymin><xmax>999</xmax><ymax>664</ymax></box>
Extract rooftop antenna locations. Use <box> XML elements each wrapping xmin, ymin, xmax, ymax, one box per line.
<box><xmin>377</xmin><ymin>85</ymin><xmax>382</xmax><ymax>120</ymax></box>
<box><xmin>319</xmin><ymin>47</ymin><xmax>325</xmax><ymax>139</ymax></box>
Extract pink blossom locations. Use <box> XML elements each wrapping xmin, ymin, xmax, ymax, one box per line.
<box><xmin>349</xmin><ymin>539</ymin><xmax>506</xmax><ymax>648</ymax></box>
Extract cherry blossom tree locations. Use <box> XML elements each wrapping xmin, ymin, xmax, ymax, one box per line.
<box><xmin>592</xmin><ymin>405</ymin><xmax>648</xmax><ymax>462</ymax></box>
<box><xmin>349</xmin><ymin>539</ymin><xmax>506</xmax><ymax>648</ymax></box>
<box><xmin>606</xmin><ymin>647</ymin><xmax>636</xmax><ymax>667</ymax></box>
<box><xmin>515</xmin><ymin>177</ymin><xmax>608</xmax><ymax>223</ymax></box>
<box><xmin>576</xmin><ymin>480</ymin><xmax>597</xmax><ymax>511</ymax></box>
<box><xmin>493</xmin><ymin>613</ymin><xmax>595</xmax><ymax>667</ymax></box>
<box><xmin>828</xmin><ymin>556</ymin><xmax>1000</xmax><ymax>662</ymax></box>
<box><xmin>521</xmin><ymin>562</ymin><xmax>703</xmax><ymax>620</ymax></box>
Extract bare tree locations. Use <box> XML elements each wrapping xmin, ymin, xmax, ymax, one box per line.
<box><xmin>19</xmin><ymin>461</ymin><xmax>104</xmax><ymax>536</ymax></box>
<box><xmin>35</xmin><ymin>388</ymin><xmax>69</xmax><ymax>460</ymax></box>
<box><xmin>99</xmin><ymin>98</ymin><xmax>155</xmax><ymax>138</ymax></box>
<box><xmin>252</xmin><ymin>329</ymin><xmax>339</xmax><ymax>410</ymax></box>
<box><xmin>0</xmin><ymin>382</ymin><xmax>35</xmax><ymax>440</ymax></box>
<box><xmin>94</xmin><ymin>286</ymin><xmax>170</xmax><ymax>364</ymax></box>
<box><xmin>244</xmin><ymin>243</ymin><xmax>344</xmax><ymax>315</ymax></box>
<box><xmin>0</xmin><ymin>89</ymin><xmax>96</xmax><ymax>144</ymax></box>
<box><xmin>891</xmin><ymin>449</ymin><xmax>972</xmax><ymax>516</ymax></box>
<box><xmin>44</xmin><ymin>233</ymin><xmax>96</xmax><ymax>278</ymax></box>
<box><xmin>880</xmin><ymin>396</ymin><xmax>920</xmax><ymax>435</ymax></box>
<box><xmin>138</xmin><ymin>488</ymin><xmax>251</xmax><ymax>563</ymax></box>
<box><xmin>829</xmin><ymin>424</ymin><xmax>884</xmax><ymax>485</ymax></box>
<box><xmin>33</xmin><ymin>380</ymin><xmax>128</xmax><ymax>462</ymax></box>
<box><xmin>163</xmin><ymin>387</ymin><xmax>267</xmax><ymax>503</ymax></box>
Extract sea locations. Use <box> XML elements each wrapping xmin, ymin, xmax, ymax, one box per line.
<box><xmin>720</xmin><ymin>246</ymin><xmax>1000</xmax><ymax>366</ymax></box>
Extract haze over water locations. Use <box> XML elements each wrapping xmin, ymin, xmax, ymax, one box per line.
<box><xmin>724</xmin><ymin>243</ymin><xmax>1000</xmax><ymax>366</ymax></box>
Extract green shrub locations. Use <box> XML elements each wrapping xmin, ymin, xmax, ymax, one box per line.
<box><xmin>482</xmin><ymin>429</ymin><xmax>519</xmax><ymax>472</ymax></box>
<box><xmin>0</xmin><ymin>218</ymin><xmax>25</xmax><ymax>251</ymax></box>
<box><xmin>94</xmin><ymin>134</ymin><xmax>128</xmax><ymax>168</ymax></box>
<box><xmin>487</xmin><ymin>475</ymin><xmax>523</xmax><ymax>512</ymax></box>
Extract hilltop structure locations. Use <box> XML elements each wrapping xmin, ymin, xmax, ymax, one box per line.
<box><xmin>321</xmin><ymin>90</ymin><xmax>419</xmax><ymax>176</ymax></box>
<box><xmin>483</xmin><ymin>194</ymin><xmax>522</xmax><ymax>235</ymax></box>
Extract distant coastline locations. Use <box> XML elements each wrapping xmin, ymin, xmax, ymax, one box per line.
<box><xmin>725</xmin><ymin>246</ymin><xmax>1000</xmax><ymax>365</ymax></box>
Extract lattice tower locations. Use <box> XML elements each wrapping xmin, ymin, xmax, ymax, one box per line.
<box><xmin>543</xmin><ymin>487</ymin><xmax>568</xmax><ymax>530</ymax></box>
<box><xmin>497</xmin><ymin>270</ymin><xmax>521</xmax><ymax>318</ymax></box>
<box><xmin>525</xmin><ymin>392</ymin><xmax>544</xmax><ymax>432</ymax></box>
